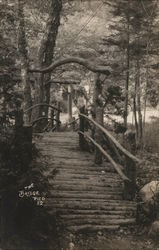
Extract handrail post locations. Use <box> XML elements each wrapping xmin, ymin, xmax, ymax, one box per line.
<box><xmin>123</xmin><ymin>157</ymin><xmax>136</xmax><ymax>200</ymax></box>
<box><xmin>51</xmin><ymin>109</ymin><xmax>54</xmax><ymax>129</ymax></box>
<box><xmin>123</xmin><ymin>131</ymin><xmax>136</xmax><ymax>200</ymax></box>
<box><xmin>72</xmin><ymin>117</ymin><xmax>75</xmax><ymax>131</ymax></box>
<box><xmin>56</xmin><ymin>102</ymin><xmax>61</xmax><ymax>131</ymax></box>
<box><xmin>94</xmin><ymin>107</ymin><xmax>103</xmax><ymax>164</ymax></box>
<box><xmin>79</xmin><ymin>106</ymin><xmax>85</xmax><ymax>150</ymax></box>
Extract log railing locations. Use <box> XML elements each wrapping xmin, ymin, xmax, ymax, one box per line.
<box><xmin>24</xmin><ymin>103</ymin><xmax>61</xmax><ymax>132</ymax></box>
<box><xmin>78</xmin><ymin>107</ymin><xmax>141</xmax><ymax>200</ymax></box>
<box><xmin>24</xmin><ymin>103</ymin><xmax>62</xmax><ymax>113</ymax></box>
<box><xmin>31</xmin><ymin>117</ymin><xmax>61</xmax><ymax>132</ymax></box>
<box><xmin>62</xmin><ymin>117</ymin><xmax>79</xmax><ymax>131</ymax></box>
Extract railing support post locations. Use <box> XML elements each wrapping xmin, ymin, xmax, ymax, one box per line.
<box><xmin>79</xmin><ymin>106</ymin><xmax>86</xmax><ymax>150</ymax></box>
<box><xmin>68</xmin><ymin>85</ymin><xmax>73</xmax><ymax>123</ymax></box>
<box><xmin>123</xmin><ymin>158</ymin><xmax>136</xmax><ymax>200</ymax></box>
<box><xmin>95</xmin><ymin>107</ymin><xmax>103</xmax><ymax>164</ymax></box>
<box><xmin>72</xmin><ymin>117</ymin><xmax>75</xmax><ymax>131</ymax></box>
<box><xmin>56</xmin><ymin>102</ymin><xmax>61</xmax><ymax>131</ymax></box>
<box><xmin>51</xmin><ymin>109</ymin><xmax>54</xmax><ymax>129</ymax></box>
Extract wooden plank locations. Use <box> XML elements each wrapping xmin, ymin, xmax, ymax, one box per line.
<box><xmin>48</xmin><ymin>193</ymin><xmax>122</xmax><ymax>200</ymax></box>
<box><xmin>48</xmin><ymin>209</ymin><xmax>136</xmax><ymax>215</ymax></box>
<box><xmin>45</xmin><ymin>199</ymin><xmax>136</xmax><ymax>205</ymax></box>
<box><xmin>60</xmin><ymin>218</ymin><xmax>136</xmax><ymax>226</ymax></box>
<box><xmin>67</xmin><ymin>225</ymin><xmax>119</xmax><ymax>232</ymax></box>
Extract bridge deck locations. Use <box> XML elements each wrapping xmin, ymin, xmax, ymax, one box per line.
<box><xmin>34</xmin><ymin>131</ymin><xmax>136</xmax><ymax>232</ymax></box>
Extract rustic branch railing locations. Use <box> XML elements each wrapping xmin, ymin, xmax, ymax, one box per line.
<box><xmin>24</xmin><ymin>103</ymin><xmax>62</xmax><ymax>113</ymax></box>
<box><xmin>79</xmin><ymin>131</ymin><xmax>130</xmax><ymax>182</ymax></box>
<box><xmin>31</xmin><ymin>117</ymin><xmax>61</xmax><ymax>127</ymax></box>
<box><xmin>79</xmin><ymin>108</ymin><xmax>141</xmax><ymax>200</ymax></box>
<box><xmin>62</xmin><ymin>117</ymin><xmax>79</xmax><ymax>131</ymax></box>
<box><xmin>29</xmin><ymin>57</ymin><xmax>111</xmax><ymax>75</ymax></box>
<box><xmin>79</xmin><ymin>113</ymin><xmax>140</xmax><ymax>163</ymax></box>
<box><xmin>24</xmin><ymin>103</ymin><xmax>61</xmax><ymax>132</ymax></box>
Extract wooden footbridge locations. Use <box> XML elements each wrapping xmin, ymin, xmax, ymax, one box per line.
<box><xmin>30</xmin><ymin>105</ymin><xmax>140</xmax><ymax>233</ymax></box>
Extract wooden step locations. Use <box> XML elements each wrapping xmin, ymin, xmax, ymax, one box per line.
<box><xmin>67</xmin><ymin>224</ymin><xmax>120</xmax><ymax>232</ymax></box>
<box><xmin>51</xmin><ymin>179</ymin><xmax>123</xmax><ymax>185</ymax></box>
<box><xmin>42</xmin><ymin>160</ymin><xmax>93</xmax><ymax>167</ymax></box>
<box><xmin>49</xmin><ymin>180</ymin><xmax>123</xmax><ymax>187</ymax></box>
<box><xmin>50</xmin><ymin>190</ymin><xmax>122</xmax><ymax>195</ymax></box>
<box><xmin>47</xmin><ymin>165</ymin><xmax>115</xmax><ymax>173</ymax></box>
<box><xmin>50</xmin><ymin>169</ymin><xmax>116</xmax><ymax>176</ymax></box>
<box><xmin>48</xmin><ymin>208</ymin><xmax>136</xmax><ymax>215</ymax></box>
<box><xmin>51</xmin><ymin>181</ymin><xmax>122</xmax><ymax>187</ymax></box>
<box><xmin>59</xmin><ymin>214</ymin><xmax>133</xmax><ymax>220</ymax></box>
<box><xmin>60</xmin><ymin>218</ymin><xmax>136</xmax><ymax>226</ymax></box>
<box><xmin>49</xmin><ymin>193</ymin><xmax>122</xmax><ymax>200</ymax></box>
<box><xmin>51</xmin><ymin>184</ymin><xmax>122</xmax><ymax>192</ymax></box>
<box><xmin>47</xmin><ymin>202</ymin><xmax>135</xmax><ymax>210</ymax></box>
<box><xmin>46</xmin><ymin>200</ymin><xmax>136</xmax><ymax>208</ymax></box>
<box><xmin>50</xmin><ymin>166</ymin><xmax>115</xmax><ymax>173</ymax></box>
<box><xmin>53</xmin><ymin>173</ymin><xmax>121</xmax><ymax>180</ymax></box>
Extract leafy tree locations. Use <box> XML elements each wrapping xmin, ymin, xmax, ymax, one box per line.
<box><xmin>17</xmin><ymin>0</ymin><xmax>32</xmax><ymax>125</ymax></box>
<box><xmin>31</xmin><ymin>0</ymin><xmax>62</xmax><ymax>120</ymax></box>
<box><xmin>103</xmin><ymin>0</ymin><xmax>132</xmax><ymax>128</ymax></box>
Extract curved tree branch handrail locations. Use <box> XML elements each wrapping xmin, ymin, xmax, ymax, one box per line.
<box><xmin>64</xmin><ymin>117</ymin><xmax>79</xmax><ymax>127</ymax></box>
<box><xmin>31</xmin><ymin>117</ymin><xmax>61</xmax><ymax>126</ymax></box>
<box><xmin>29</xmin><ymin>57</ymin><xmax>111</xmax><ymax>75</ymax></box>
<box><xmin>79</xmin><ymin>131</ymin><xmax>130</xmax><ymax>182</ymax></box>
<box><xmin>24</xmin><ymin>103</ymin><xmax>62</xmax><ymax>113</ymax></box>
<box><xmin>79</xmin><ymin>113</ymin><xmax>141</xmax><ymax>164</ymax></box>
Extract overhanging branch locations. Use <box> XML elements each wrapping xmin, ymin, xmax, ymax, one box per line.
<box><xmin>29</xmin><ymin>57</ymin><xmax>111</xmax><ymax>75</ymax></box>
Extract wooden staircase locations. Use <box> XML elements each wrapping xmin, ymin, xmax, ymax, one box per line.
<box><xmin>35</xmin><ymin>131</ymin><xmax>136</xmax><ymax>232</ymax></box>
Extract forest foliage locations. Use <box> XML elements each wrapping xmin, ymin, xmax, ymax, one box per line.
<box><xmin>1</xmin><ymin>0</ymin><xmax>159</xmax><ymax>137</ymax></box>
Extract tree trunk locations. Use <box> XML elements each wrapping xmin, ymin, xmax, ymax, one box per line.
<box><xmin>136</xmin><ymin>58</ymin><xmax>143</xmax><ymax>147</ymax></box>
<box><xmin>143</xmin><ymin>38</ymin><xmax>150</xmax><ymax>133</ymax></box>
<box><xmin>31</xmin><ymin>0</ymin><xmax>62</xmax><ymax>121</ymax></box>
<box><xmin>133</xmin><ymin>95</ymin><xmax>138</xmax><ymax>141</ymax></box>
<box><xmin>143</xmin><ymin>65</ymin><xmax>148</xmax><ymax>131</ymax></box>
<box><xmin>124</xmin><ymin>7</ymin><xmax>130</xmax><ymax>129</ymax></box>
<box><xmin>32</xmin><ymin>71</ymin><xmax>44</xmax><ymax>119</ymax></box>
<box><xmin>95</xmin><ymin>107</ymin><xmax>104</xmax><ymax>164</ymax></box>
<box><xmin>79</xmin><ymin>106</ymin><xmax>86</xmax><ymax>150</ymax></box>
<box><xmin>68</xmin><ymin>85</ymin><xmax>73</xmax><ymax>122</ymax></box>
<box><xmin>17</xmin><ymin>0</ymin><xmax>32</xmax><ymax>126</ymax></box>
<box><xmin>56</xmin><ymin>102</ymin><xmax>61</xmax><ymax>131</ymax></box>
<box><xmin>93</xmin><ymin>73</ymin><xmax>104</xmax><ymax>164</ymax></box>
<box><xmin>93</xmin><ymin>73</ymin><xmax>103</xmax><ymax>116</ymax></box>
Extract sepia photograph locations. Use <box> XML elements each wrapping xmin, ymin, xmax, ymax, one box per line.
<box><xmin>0</xmin><ymin>0</ymin><xmax>159</xmax><ymax>249</ymax></box>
